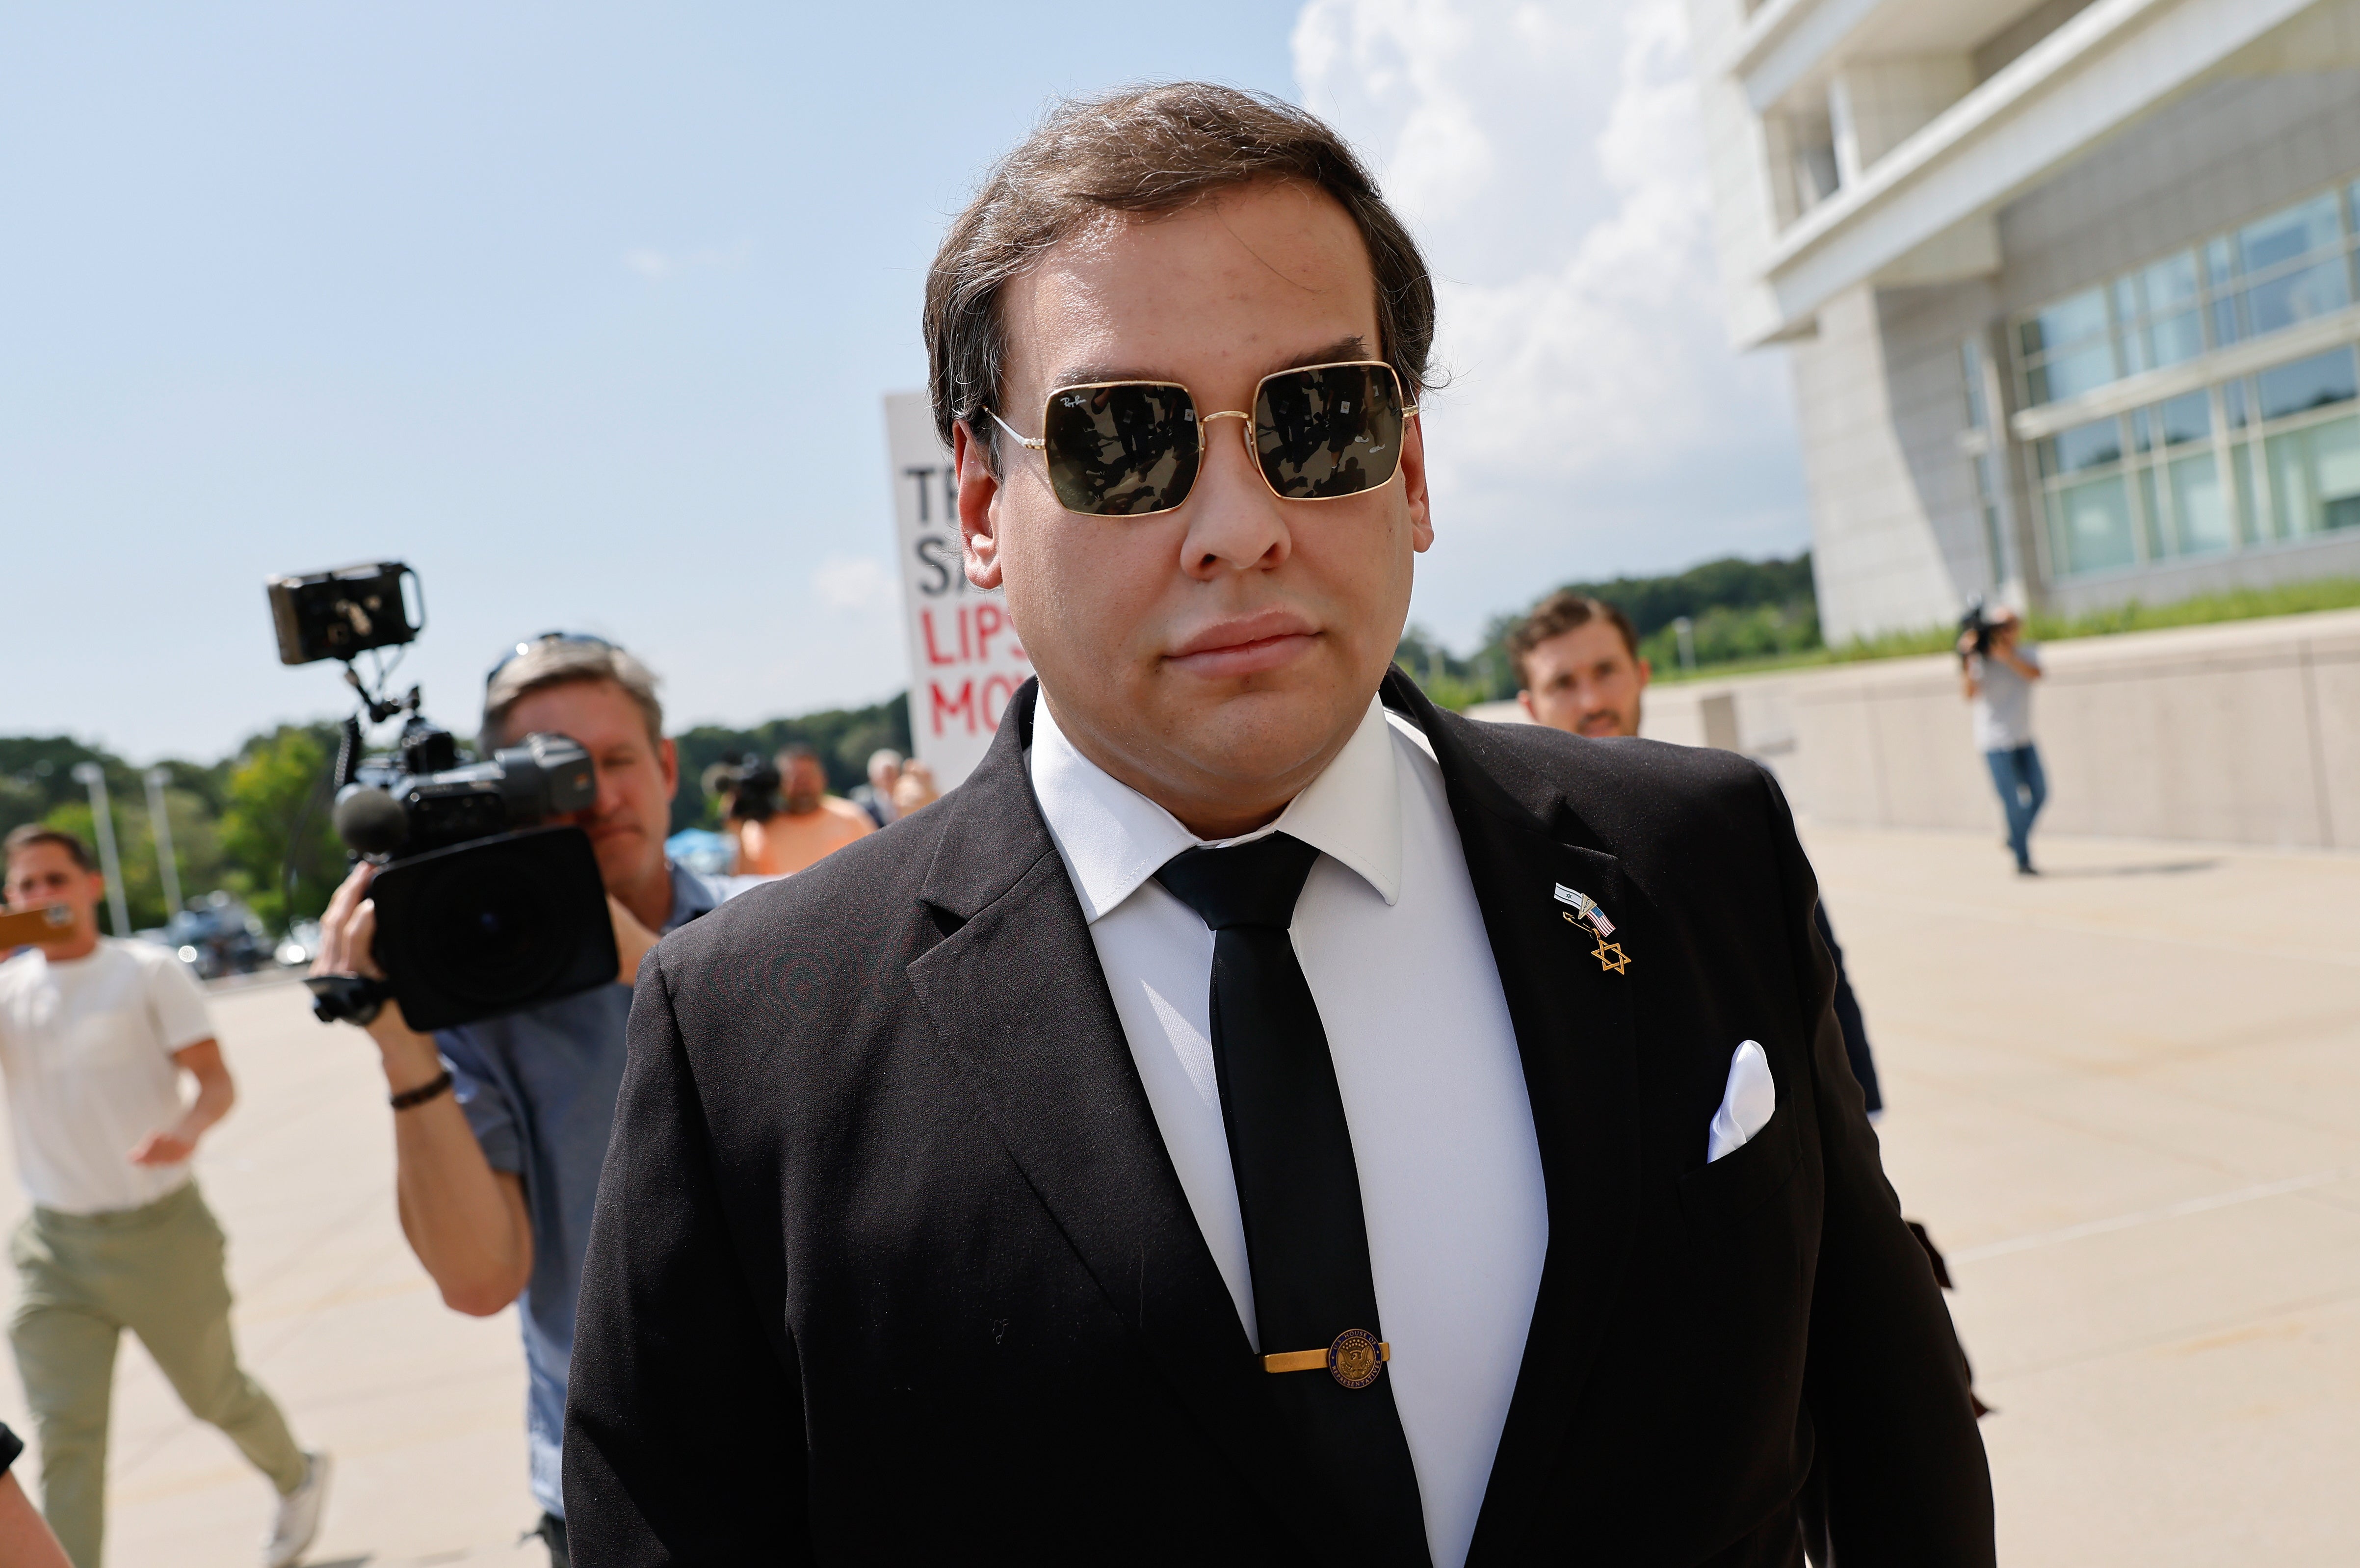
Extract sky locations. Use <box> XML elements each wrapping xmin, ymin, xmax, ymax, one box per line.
<box><xmin>1</xmin><ymin>0</ymin><xmax>1806</xmax><ymax>763</ymax></box>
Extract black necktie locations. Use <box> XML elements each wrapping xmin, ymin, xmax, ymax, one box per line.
<box><xmin>1157</xmin><ymin>833</ymin><xmax>1430</xmax><ymax>1564</ymax></box>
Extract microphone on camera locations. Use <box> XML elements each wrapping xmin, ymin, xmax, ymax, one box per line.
<box><xmin>333</xmin><ymin>785</ymin><xmax>409</xmax><ymax>858</ymax></box>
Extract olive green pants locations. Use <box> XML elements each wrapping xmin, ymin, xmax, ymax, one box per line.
<box><xmin>8</xmin><ymin>1181</ymin><xmax>305</xmax><ymax>1568</ymax></box>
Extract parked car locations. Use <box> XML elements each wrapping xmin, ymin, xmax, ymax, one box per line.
<box><xmin>159</xmin><ymin>893</ymin><xmax>272</xmax><ymax>980</ymax></box>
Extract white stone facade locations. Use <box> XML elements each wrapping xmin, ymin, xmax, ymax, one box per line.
<box><xmin>1687</xmin><ymin>0</ymin><xmax>2360</xmax><ymax>640</ymax></box>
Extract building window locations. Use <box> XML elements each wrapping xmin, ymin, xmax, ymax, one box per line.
<box><xmin>2038</xmin><ymin>344</ymin><xmax>2360</xmax><ymax>575</ymax></box>
<box><xmin>2016</xmin><ymin>183</ymin><xmax>2360</xmax><ymax>409</ymax></box>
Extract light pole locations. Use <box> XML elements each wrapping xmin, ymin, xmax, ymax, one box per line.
<box><xmin>1672</xmin><ymin>616</ymin><xmax>1697</xmax><ymax>674</ymax></box>
<box><xmin>69</xmin><ymin>762</ymin><xmax>133</xmax><ymax>938</ymax></box>
<box><xmin>144</xmin><ymin>767</ymin><xmax>184</xmax><ymax>918</ymax></box>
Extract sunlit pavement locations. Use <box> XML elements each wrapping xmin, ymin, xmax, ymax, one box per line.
<box><xmin>1805</xmin><ymin>823</ymin><xmax>2360</xmax><ymax>1567</ymax></box>
<box><xmin>1</xmin><ymin>823</ymin><xmax>2356</xmax><ymax>1565</ymax></box>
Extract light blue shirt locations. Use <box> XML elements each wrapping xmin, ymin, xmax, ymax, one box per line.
<box><xmin>436</xmin><ymin>861</ymin><xmax>721</xmax><ymax>1518</ymax></box>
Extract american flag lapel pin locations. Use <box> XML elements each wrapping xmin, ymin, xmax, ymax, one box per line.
<box><xmin>1553</xmin><ymin>883</ymin><xmax>1631</xmax><ymax>975</ymax></box>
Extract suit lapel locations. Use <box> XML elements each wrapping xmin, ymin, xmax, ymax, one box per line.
<box><xmin>903</xmin><ymin>680</ymin><xmax>1349</xmax><ymax>1565</ymax></box>
<box><xmin>1379</xmin><ymin>672</ymin><xmax>1645</xmax><ymax>1561</ymax></box>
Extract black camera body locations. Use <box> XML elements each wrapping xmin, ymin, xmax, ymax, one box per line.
<box><xmin>323</xmin><ymin>725</ymin><xmax>617</xmax><ymax>1031</ymax></box>
<box><xmin>274</xmin><ymin>562</ymin><xmax>619</xmax><ymax>1033</ymax></box>
<box><xmin>1958</xmin><ymin>597</ymin><xmax>1999</xmax><ymax>661</ymax></box>
<box><xmin>705</xmin><ymin>752</ymin><xmax>782</xmax><ymax>823</ymax></box>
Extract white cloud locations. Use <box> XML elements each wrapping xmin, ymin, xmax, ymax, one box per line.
<box><xmin>813</xmin><ymin>553</ymin><xmax>898</xmax><ymax>613</ymax></box>
<box><xmin>1293</xmin><ymin>0</ymin><xmax>1808</xmax><ymax>645</ymax></box>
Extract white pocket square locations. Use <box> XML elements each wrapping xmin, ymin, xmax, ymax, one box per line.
<box><xmin>1706</xmin><ymin>1040</ymin><xmax>1775</xmax><ymax>1163</ymax></box>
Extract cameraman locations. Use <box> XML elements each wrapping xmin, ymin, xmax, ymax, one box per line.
<box><xmin>728</xmin><ymin>744</ymin><xmax>872</xmax><ymax>876</ymax></box>
<box><xmin>311</xmin><ymin>635</ymin><xmax>718</xmax><ymax>1566</ymax></box>
<box><xmin>1958</xmin><ymin>604</ymin><xmax>2046</xmax><ymax>875</ymax></box>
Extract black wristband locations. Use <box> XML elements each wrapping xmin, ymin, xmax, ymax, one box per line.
<box><xmin>390</xmin><ymin>1070</ymin><xmax>454</xmax><ymax>1112</ymax></box>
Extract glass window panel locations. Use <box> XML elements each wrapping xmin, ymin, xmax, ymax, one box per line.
<box><xmin>2205</xmin><ymin>236</ymin><xmax>2236</xmax><ymax>286</ymax></box>
<box><xmin>2143</xmin><ymin>253</ymin><xmax>2201</xmax><ymax>308</ymax></box>
<box><xmin>2225</xmin><ymin>379</ymin><xmax>2250</xmax><ymax>430</ymax></box>
<box><xmin>2116</xmin><ymin>329</ymin><xmax>2147</xmax><ymax>376</ymax></box>
<box><xmin>2040</xmin><ymin>342</ymin><xmax>2117</xmax><ymax>403</ymax></box>
<box><xmin>2055</xmin><ymin>474</ymin><xmax>2137</xmax><ymax>573</ymax></box>
<box><xmin>2257</xmin><ymin>347</ymin><xmax>2360</xmax><ymax>421</ymax></box>
<box><xmin>2131</xmin><ymin>408</ymin><xmax>2152</xmax><ymax>453</ymax></box>
<box><xmin>1962</xmin><ymin>340</ymin><xmax>1988</xmax><ymax>430</ymax></box>
<box><xmin>2244</xmin><ymin>259</ymin><xmax>2351</xmax><ymax>336</ymax></box>
<box><xmin>2157</xmin><ymin>390</ymin><xmax>2209</xmax><ymax>446</ymax></box>
<box><xmin>2148</xmin><ymin>310</ymin><xmax>2204</xmax><ymax>368</ymax></box>
<box><xmin>2262</xmin><ymin>417</ymin><xmax>2360</xmax><ymax>534</ymax></box>
<box><xmin>2317</xmin><ymin>417</ymin><xmax>2360</xmax><ymax>531</ymax></box>
<box><xmin>2212</xmin><ymin>296</ymin><xmax>2243</xmax><ymax>348</ymax></box>
<box><xmin>2168</xmin><ymin>453</ymin><xmax>2231</xmax><ymax>553</ymax></box>
<box><xmin>2112</xmin><ymin>276</ymin><xmax>2141</xmax><ymax>322</ymax></box>
<box><xmin>2052</xmin><ymin>417</ymin><xmax>2124</xmax><ymax>473</ymax></box>
<box><xmin>2138</xmin><ymin>468</ymin><xmax>2165</xmax><ymax>558</ymax></box>
<box><xmin>2235</xmin><ymin>441</ymin><xmax>2265</xmax><ymax>542</ymax></box>
<box><xmin>2023</xmin><ymin>288</ymin><xmax>2108</xmax><ymax>354</ymax></box>
<box><xmin>2239</xmin><ymin>194</ymin><xmax>2342</xmax><ymax>276</ymax></box>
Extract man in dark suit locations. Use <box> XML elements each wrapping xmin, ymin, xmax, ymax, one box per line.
<box><xmin>563</xmin><ymin>82</ymin><xmax>1994</xmax><ymax>1567</ymax></box>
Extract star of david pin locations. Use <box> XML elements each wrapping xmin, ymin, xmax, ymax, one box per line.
<box><xmin>1553</xmin><ymin>883</ymin><xmax>1631</xmax><ymax>975</ymax></box>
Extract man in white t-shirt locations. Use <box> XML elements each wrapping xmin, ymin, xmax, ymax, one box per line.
<box><xmin>0</xmin><ymin>826</ymin><xmax>330</xmax><ymax>1568</ymax></box>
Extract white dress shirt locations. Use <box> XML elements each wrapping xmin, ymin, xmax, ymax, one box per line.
<box><xmin>1027</xmin><ymin>692</ymin><xmax>1549</xmax><ymax>1568</ymax></box>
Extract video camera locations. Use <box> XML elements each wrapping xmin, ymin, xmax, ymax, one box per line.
<box><xmin>1957</xmin><ymin>597</ymin><xmax>2001</xmax><ymax>662</ymax></box>
<box><xmin>702</xmin><ymin>753</ymin><xmax>782</xmax><ymax>823</ymax></box>
<box><xmin>267</xmin><ymin>563</ymin><xmax>618</xmax><ymax>1031</ymax></box>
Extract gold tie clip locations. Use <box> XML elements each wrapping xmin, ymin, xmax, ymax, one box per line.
<box><xmin>1263</xmin><ymin>1329</ymin><xmax>1390</xmax><ymax>1388</ymax></box>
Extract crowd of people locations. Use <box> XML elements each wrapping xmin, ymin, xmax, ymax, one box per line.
<box><xmin>0</xmin><ymin>81</ymin><xmax>2031</xmax><ymax>1568</ymax></box>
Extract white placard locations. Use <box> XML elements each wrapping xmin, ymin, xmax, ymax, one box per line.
<box><xmin>884</xmin><ymin>392</ymin><xmax>1032</xmax><ymax>789</ymax></box>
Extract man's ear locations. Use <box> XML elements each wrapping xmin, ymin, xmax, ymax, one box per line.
<box><xmin>952</xmin><ymin>418</ymin><xmax>1006</xmax><ymax>592</ymax></box>
<box><xmin>1635</xmin><ymin>657</ymin><xmax>1652</xmax><ymax>690</ymax></box>
<box><xmin>1516</xmin><ymin>689</ymin><xmax>1538</xmax><ymax>723</ymax></box>
<box><xmin>656</xmin><ymin>735</ymin><xmax>680</xmax><ymax>804</ymax></box>
<box><xmin>1401</xmin><ymin>408</ymin><xmax>1433</xmax><ymax>554</ymax></box>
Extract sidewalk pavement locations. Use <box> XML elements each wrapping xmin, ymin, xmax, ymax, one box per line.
<box><xmin>0</xmin><ymin>824</ymin><xmax>2352</xmax><ymax>1564</ymax></box>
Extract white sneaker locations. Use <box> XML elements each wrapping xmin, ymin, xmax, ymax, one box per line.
<box><xmin>263</xmin><ymin>1450</ymin><xmax>332</xmax><ymax>1568</ymax></box>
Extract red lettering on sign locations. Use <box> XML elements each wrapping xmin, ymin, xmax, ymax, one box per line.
<box><xmin>921</xmin><ymin>608</ymin><xmax>958</xmax><ymax>667</ymax></box>
<box><xmin>974</xmin><ymin>601</ymin><xmax>1007</xmax><ymax>660</ymax></box>
<box><xmin>928</xmin><ymin>679</ymin><xmax>978</xmax><ymax>736</ymax></box>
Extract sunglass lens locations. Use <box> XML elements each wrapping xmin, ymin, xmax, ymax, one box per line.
<box><xmin>1254</xmin><ymin>364</ymin><xmax>1404</xmax><ymax>499</ymax></box>
<box><xmin>1041</xmin><ymin>383</ymin><xmax>1201</xmax><ymax>516</ymax></box>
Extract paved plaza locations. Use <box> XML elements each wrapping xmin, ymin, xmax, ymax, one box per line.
<box><xmin>0</xmin><ymin>822</ymin><xmax>2354</xmax><ymax>1565</ymax></box>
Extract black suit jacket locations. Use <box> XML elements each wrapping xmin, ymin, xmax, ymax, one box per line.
<box><xmin>564</xmin><ymin>672</ymin><xmax>1993</xmax><ymax>1566</ymax></box>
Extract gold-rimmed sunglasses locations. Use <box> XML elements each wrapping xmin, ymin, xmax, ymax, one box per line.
<box><xmin>987</xmin><ymin>360</ymin><xmax>1418</xmax><ymax>518</ymax></box>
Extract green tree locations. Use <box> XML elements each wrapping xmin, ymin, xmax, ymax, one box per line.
<box><xmin>218</xmin><ymin>725</ymin><xmax>345</xmax><ymax>933</ymax></box>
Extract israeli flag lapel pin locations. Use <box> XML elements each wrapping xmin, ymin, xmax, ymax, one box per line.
<box><xmin>1553</xmin><ymin>883</ymin><xmax>1631</xmax><ymax>975</ymax></box>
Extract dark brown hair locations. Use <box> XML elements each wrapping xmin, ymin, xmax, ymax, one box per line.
<box><xmin>1507</xmin><ymin>593</ymin><xmax>1642</xmax><ymax>686</ymax></box>
<box><xmin>4</xmin><ymin>825</ymin><xmax>98</xmax><ymax>874</ymax></box>
<box><xmin>923</xmin><ymin>82</ymin><xmax>1437</xmax><ymax>464</ymax></box>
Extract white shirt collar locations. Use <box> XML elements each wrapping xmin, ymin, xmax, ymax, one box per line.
<box><xmin>1028</xmin><ymin>688</ymin><xmax>1405</xmax><ymax>923</ymax></box>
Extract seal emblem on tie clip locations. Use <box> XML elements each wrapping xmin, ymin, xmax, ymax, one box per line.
<box><xmin>1328</xmin><ymin>1329</ymin><xmax>1385</xmax><ymax>1389</ymax></box>
<box><xmin>1554</xmin><ymin>884</ymin><xmax>1630</xmax><ymax>975</ymax></box>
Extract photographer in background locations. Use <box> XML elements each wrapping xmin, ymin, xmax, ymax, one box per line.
<box><xmin>311</xmin><ymin>635</ymin><xmax>718</xmax><ymax>1567</ymax></box>
<box><xmin>1958</xmin><ymin>603</ymin><xmax>2046</xmax><ymax>876</ymax></box>
<box><xmin>728</xmin><ymin>744</ymin><xmax>872</xmax><ymax>876</ymax></box>
<box><xmin>2</xmin><ymin>828</ymin><xmax>329</xmax><ymax>1568</ymax></box>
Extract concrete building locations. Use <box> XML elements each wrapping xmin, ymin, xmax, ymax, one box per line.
<box><xmin>1686</xmin><ymin>0</ymin><xmax>2360</xmax><ymax>642</ymax></box>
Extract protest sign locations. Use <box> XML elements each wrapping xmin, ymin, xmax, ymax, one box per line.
<box><xmin>884</xmin><ymin>392</ymin><xmax>1032</xmax><ymax>788</ymax></box>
